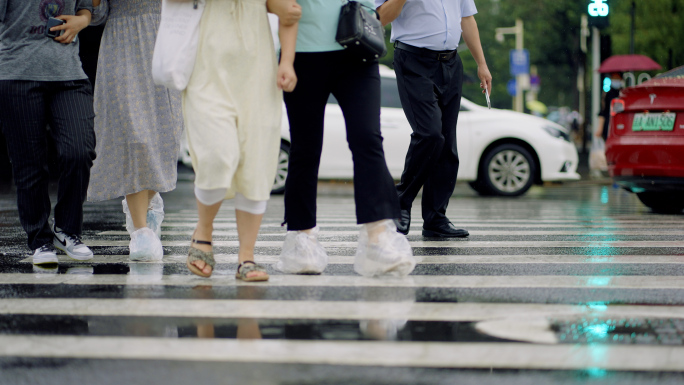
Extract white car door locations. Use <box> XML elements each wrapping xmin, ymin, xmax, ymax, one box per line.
<box><xmin>455</xmin><ymin>102</ymin><xmax>472</xmax><ymax>180</ymax></box>
<box><xmin>378</xmin><ymin>77</ymin><xmax>412</xmax><ymax>179</ymax></box>
<box><xmin>318</xmin><ymin>98</ymin><xmax>354</xmax><ymax>179</ymax></box>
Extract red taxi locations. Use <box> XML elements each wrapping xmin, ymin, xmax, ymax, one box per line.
<box><xmin>606</xmin><ymin>66</ymin><xmax>684</xmax><ymax>213</ymax></box>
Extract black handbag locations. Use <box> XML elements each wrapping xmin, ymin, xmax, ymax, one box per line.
<box><xmin>335</xmin><ymin>1</ymin><xmax>387</xmax><ymax>60</ymax></box>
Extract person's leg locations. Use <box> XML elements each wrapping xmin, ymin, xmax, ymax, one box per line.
<box><xmin>47</xmin><ymin>80</ymin><xmax>96</xmax><ymax>236</ymax></box>
<box><xmin>235</xmin><ymin>209</ymin><xmax>268</xmax><ymax>280</ymax></box>
<box><xmin>330</xmin><ymin>57</ymin><xmax>415</xmax><ymax>277</ymax></box>
<box><xmin>0</xmin><ymin>81</ymin><xmax>53</xmax><ymax>250</ymax></box>
<box><xmin>393</xmin><ymin>49</ymin><xmax>447</xmax><ymax>211</ymax></box>
<box><xmin>421</xmin><ymin>55</ymin><xmax>464</xmax><ymax>226</ymax></box>
<box><xmin>125</xmin><ymin>190</ymin><xmax>154</xmax><ymax>229</ymax></box>
<box><xmin>277</xmin><ymin>53</ymin><xmax>333</xmax><ymax>274</ymax></box>
<box><xmin>331</xmin><ymin>58</ymin><xmax>399</xmax><ymax>225</ymax></box>
<box><xmin>282</xmin><ymin>53</ymin><xmax>332</xmax><ymax>231</ymax></box>
<box><xmin>190</xmin><ymin>196</ymin><xmax>223</xmax><ymax>276</ymax></box>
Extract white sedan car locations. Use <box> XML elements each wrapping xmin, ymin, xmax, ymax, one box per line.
<box><xmin>181</xmin><ymin>66</ymin><xmax>580</xmax><ymax>196</ymax></box>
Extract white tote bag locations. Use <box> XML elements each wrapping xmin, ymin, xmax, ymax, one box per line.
<box><xmin>152</xmin><ymin>0</ymin><xmax>205</xmax><ymax>91</ymax></box>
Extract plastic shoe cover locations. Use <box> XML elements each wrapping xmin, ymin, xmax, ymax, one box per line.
<box><xmin>129</xmin><ymin>227</ymin><xmax>164</xmax><ymax>261</ymax></box>
<box><xmin>354</xmin><ymin>220</ymin><xmax>416</xmax><ymax>277</ymax></box>
<box><xmin>276</xmin><ymin>227</ymin><xmax>328</xmax><ymax>274</ymax></box>
<box><xmin>147</xmin><ymin>193</ymin><xmax>164</xmax><ymax>239</ymax></box>
<box><xmin>122</xmin><ymin>198</ymin><xmax>136</xmax><ymax>235</ymax></box>
<box><xmin>122</xmin><ymin>194</ymin><xmax>164</xmax><ymax>238</ymax></box>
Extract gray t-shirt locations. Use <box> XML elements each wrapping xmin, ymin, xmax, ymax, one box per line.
<box><xmin>0</xmin><ymin>0</ymin><xmax>93</xmax><ymax>81</ymax></box>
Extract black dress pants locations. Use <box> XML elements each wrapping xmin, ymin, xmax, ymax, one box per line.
<box><xmin>0</xmin><ymin>80</ymin><xmax>96</xmax><ymax>250</ymax></box>
<box><xmin>393</xmin><ymin>47</ymin><xmax>464</xmax><ymax>226</ymax></box>
<box><xmin>283</xmin><ymin>51</ymin><xmax>400</xmax><ymax>230</ymax></box>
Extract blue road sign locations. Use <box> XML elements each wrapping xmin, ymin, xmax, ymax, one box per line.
<box><xmin>510</xmin><ymin>49</ymin><xmax>530</xmax><ymax>76</ymax></box>
<box><xmin>507</xmin><ymin>79</ymin><xmax>517</xmax><ymax>96</ymax></box>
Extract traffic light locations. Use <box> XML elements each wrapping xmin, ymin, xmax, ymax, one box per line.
<box><xmin>588</xmin><ymin>0</ymin><xmax>610</xmax><ymax>29</ymax></box>
<box><xmin>603</xmin><ymin>77</ymin><xmax>611</xmax><ymax>92</ymax></box>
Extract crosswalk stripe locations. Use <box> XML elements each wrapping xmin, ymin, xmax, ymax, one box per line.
<box><xmin>78</xmin><ymin>240</ymin><xmax>684</xmax><ymax>248</ymax></box>
<box><xmin>157</xmin><ymin>222</ymin><xmax>684</xmax><ymax>229</ymax></box>
<box><xmin>77</xmin><ymin>239</ymin><xmax>684</xmax><ymax>248</ymax></box>
<box><xmin>2</xmin><ymin>274</ymin><xmax>684</xmax><ymax>289</ymax></box>
<box><xmin>96</xmin><ymin>230</ymin><xmax>684</xmax><ymax>236</ymax></box>
<box><xmin>162</xmin><ymin>214</ymin><xmax>684</xmax><ymax>224</ymax></box>
<box><xmin>17</xmin><ymin>254</ymin><xmax>684</xmax><ymax>265</ymax></box>
<box><xmin>1</xmin><ymin>335</ymin><xmax>683</xmax><ymax>371</ymax></box>
<box><xmin>3</xmin><ymin>298</ymin><xmax>684</xmax><ymax>322</ymax></box>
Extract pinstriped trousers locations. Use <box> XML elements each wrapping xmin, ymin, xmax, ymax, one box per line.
<box><xmin>0</xmin><ymin>80</ymin><xmax>96</xmax><ymax>250</ymax></box>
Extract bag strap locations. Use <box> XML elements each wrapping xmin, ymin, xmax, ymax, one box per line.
<box><xmin>343</xmin><ymin>0</ymin><xmax>381</xmax><ymax>20</ymax></box>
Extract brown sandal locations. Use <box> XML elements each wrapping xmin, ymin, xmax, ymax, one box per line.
<box><xmin>187</xmin><ymin>238</ymin><xmax>215</xmax><ymax>278</ymax></box>
<box><xmin>236</xmin><ymin>261</ymin><xmax>269</xmax><ymax>282</ymax></box>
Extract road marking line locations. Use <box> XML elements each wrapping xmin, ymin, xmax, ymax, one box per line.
<box><xmin>3</xmin><ymin>298</ymin><xmax>684</xmax><ymax>322</ymax></box>
<box><xmin>96</xmin><ymin>230</ymin><xmax>684</xmax><ymax>237</ymax></box>
<box><xmin>1</xmin><ymin>336</ymin><xmax>683</xmax><ymax>371</ymax></box>
<box><xmin>3</xmin><ymin>274</ymin><xmax>684</xmax><ymax>289</ymax></box>
<box><xmin>77</xmin><ymin>240</ymin><xmax>684</xmax><ymax>248</ymax></box>
<box><xmin>18</xmin><ymin>254</ymin><xmax>684</xmax><ymax>265</ymax></box>
<box><xmin>157</xmin><ymin>222</ymin><xmax>684</xmax><ymax>229</ymax></box>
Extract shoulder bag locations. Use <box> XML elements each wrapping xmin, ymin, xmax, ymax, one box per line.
<box><xmin>335</xmin><ymin>1</ymin><xmax>387</xmax><ymax>61</ymax></box>
<box><xmin>152</xmin><ymin>0</ymin><xmax>205</xmax><ymax>91</ymax></box>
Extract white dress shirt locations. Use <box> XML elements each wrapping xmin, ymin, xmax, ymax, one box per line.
<box><xmin>375</xmin><ymin>0</ymin><xmax>478</xmax><ymax>51</ymax></box>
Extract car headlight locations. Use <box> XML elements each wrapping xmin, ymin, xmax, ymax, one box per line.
<box><xmin>542</xmin><ymin>125</ymin><xmax>571</xmax><ymax>142</ymax></box>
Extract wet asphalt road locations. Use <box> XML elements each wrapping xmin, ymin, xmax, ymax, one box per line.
<box><xmin>1</xmin><ymin>177</ymin><xmax>684</xmax><ymax>385</ymax></box>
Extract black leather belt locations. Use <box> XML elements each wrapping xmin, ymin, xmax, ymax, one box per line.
<box><xmin>394</xmin><ymin>41</ymin><xmax>458</xmax><ymax>61</ymax></box>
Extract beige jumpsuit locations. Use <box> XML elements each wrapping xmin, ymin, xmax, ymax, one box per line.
<box><xmin>183</xmin><ymin>0</ymin><xmax>282</xmax><ymax>201</ymax></box>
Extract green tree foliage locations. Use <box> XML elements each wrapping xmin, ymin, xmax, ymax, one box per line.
<box><xmin>378</xmin><ymin>0</ymin><xmax>681</xmax><ymax>110</ymax></box>
<box><xmin>609</xmin><ymin>0</ymin><xmax>684</xmax><ymax>71</ymax></box>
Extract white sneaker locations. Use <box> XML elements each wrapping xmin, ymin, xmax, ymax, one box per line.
<box><xmin>52</xmin><ymin>225</ymin><xmax>94</xmax><ymax>261</ymax></box>
<box><xmin>129</xmin><ymin>227</ymin><xmax>163</xmax><ymax>261</ymax></box>
<box><xmin>354</xmin><ymin>220</ymin><xmax>416</xmax><ymax>277</ymax></box>
<box><xmin>33</xmin><ymin>244</ymin><xmax>58</xmax><ymax>265</ymax></box>
<box><xmin>276</xmin><ymin>226</ymin><xmax>328</xmax><ymax>274</ymax></box>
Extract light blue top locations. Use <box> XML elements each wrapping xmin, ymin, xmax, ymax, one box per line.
<box><xmin>374</xmin><ymin>0</ymin><xmax>477</xmax><ymax>51</ymax></box>
<box><xmin>296</xmin><ymin>0</ymin><xmax>375</xmax><ymax>53</ymax></box>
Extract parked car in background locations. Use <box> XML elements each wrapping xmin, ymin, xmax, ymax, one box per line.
<box><xmin>181</xmin><ymin>66</ymin><xmax>580</xmax><ymax>196</ymax></box>
<box><xmin>606</xmin><ymin>65</ymin><xmax>684</xmax><ymax>213</ymax></box>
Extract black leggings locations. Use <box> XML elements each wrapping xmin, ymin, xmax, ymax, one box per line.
<box><xmin>283</xmin><ymin>51</ymin><xmax>399</xmax><ymax>230</ymax></box>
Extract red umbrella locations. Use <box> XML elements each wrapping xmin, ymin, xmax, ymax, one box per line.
<box><xmin>598</xmin><ymin>54</ymin><xmax>662</xmax><ymax>73</ymax></box>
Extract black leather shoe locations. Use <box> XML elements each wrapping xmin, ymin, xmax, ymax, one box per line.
<box><xmin>394</xmin><ymin>209</ymin><xmax>411</xmax><ymax>235</ymax></box>
<box><xmin>422</xmin><ymin>222</ymin><xmax>469</xmax><ymax>238</ymax></box>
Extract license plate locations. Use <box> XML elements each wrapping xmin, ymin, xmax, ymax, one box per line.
<box><xmin>632</xmin><ymin>112</ymin><xmax>676</xmax><ymax>131</ymax></box>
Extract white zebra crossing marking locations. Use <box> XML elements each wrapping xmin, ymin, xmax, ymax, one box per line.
<box><xmin>1</xmin><ymin>335</ymin><xmax>683</xmax><ymax>371</ymax></box>
<box><xmin>3</xmin><ymin>274</ymin><xmax>684</xmax><ymax>289</ymax></box>
<box><xmin>97</xmin><ymin>230</ymin><xmax>684</xmax><ymax>236</ymax></box>
<box><xmin>3</xmin><ymin>298</ymin><xmax>684</xmax><ymax>322</ymax></box>
<box><xmin>75</xmin><ymin>240</ymin><xmax>684</xmax><ymax>248</ymax></box>
<box><xmin>19</xmin><ymin>254</ymin><xmax>684</xmax><ymax>265</ymax></box>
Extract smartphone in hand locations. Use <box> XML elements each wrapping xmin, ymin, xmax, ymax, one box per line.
<box><xmin>45</xmin><ymin>17</ymin><xmax>65</xmax><ymax>39</ymax></box>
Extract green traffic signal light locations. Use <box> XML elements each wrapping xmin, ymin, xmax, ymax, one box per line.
<box><xmin>603</xmin><ymin>77</ymin><xmax>611</xmax><ymax>92</ymax></box>
<box><xmin>588</xmin><ymin>0</ymin><xmax>610</xmax><ymax>29</ymax></box>
<box><xmin>588</xmin><ymin>0</ymin><xmax>609</xmax><ymax>17</ymax></box>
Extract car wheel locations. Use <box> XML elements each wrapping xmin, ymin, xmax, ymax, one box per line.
<box><xmin>271</xmin><ymin>141</ymin><xmax>290</xmax><ymax>195</ymax></box>
<box><xmin>477</xmin><ymin>143</ymin><xmax>535</xmax><ymax>197</ymax></box>
<box><xmin>636</xmin><ymin>192</ymin><xmax>684</xmax><ymax>214</ymax></box>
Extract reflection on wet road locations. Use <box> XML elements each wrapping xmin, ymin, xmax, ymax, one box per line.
<box><xmin>1</xmin><ymin>181</ymin><xmax>684</xmax><ymax>384</ymax></box>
